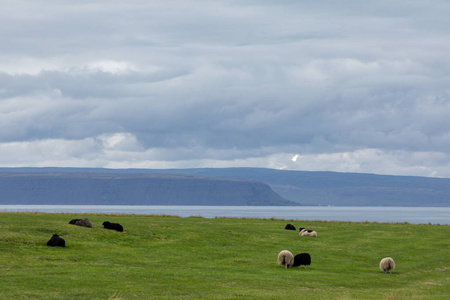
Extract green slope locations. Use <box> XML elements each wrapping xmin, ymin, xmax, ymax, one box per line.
<box><xmin>0</xmin><ymin>213</ymin><xmax>449</xmax><ymax>299</ymax></box>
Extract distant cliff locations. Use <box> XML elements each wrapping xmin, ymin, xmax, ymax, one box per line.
<box><xmin>0</xmin><ymin>172</ymin><xmax>297</xmax><ymax>206</ymax></box>
<box><xmin>143</xmin><ymin>168</ymin><xmax>450</xmax><ymax>207</ymax></box>
<box><xmin>3</xmin><ymin>167</ymin><xmax>450</xmax><ymax>206</ymax></box>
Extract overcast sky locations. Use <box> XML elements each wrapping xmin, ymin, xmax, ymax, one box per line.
<box><xmin>1</xmin><ymin>1</ymin><xmax>450</xmax><ymax>177</ymax></box>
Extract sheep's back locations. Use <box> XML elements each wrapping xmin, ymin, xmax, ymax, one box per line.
<box><xmin>278</xmin><ymin>250</ymin><xmax>294</xmax><ymax>268</ymax></box>
<box><xmin>379</xmin><ymin>257</ymin><xmax>395</xmax><ymax>272</ymax></box>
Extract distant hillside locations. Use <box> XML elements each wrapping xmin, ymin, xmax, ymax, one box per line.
<box><xmin>2</xmin><ymin>167</ymin><xmax>450</xmax><ymax>206</ymax></box>
<box><xmin>152</xmin><ymin>168</ymin><xmax>450</xmax><ymax>207</ymax></box>
<box><xmin>150</xmin><ymin>168</ymin><xmax>450</xmax><ymax>207</ymax></box>
<box><xmin>0</xmin><ymin>171</ymin><xmax>296</xmax><ymax>206</ymax></box>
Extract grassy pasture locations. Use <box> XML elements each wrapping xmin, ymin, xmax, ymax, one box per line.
<box><xmin>0</xmin><ymin>212</ymin><xmax>448</xmax><ymax>299</ymax></box>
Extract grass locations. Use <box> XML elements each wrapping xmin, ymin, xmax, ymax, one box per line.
<box><xmin>0</xmin><ymin>212</ymin><xmax>449</xmax><ymax>299</ymax></box>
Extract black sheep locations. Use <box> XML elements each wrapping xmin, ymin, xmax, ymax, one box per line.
<box><xmin>285</xmin><ymin>224</ymin><xmax>296</xmax><ymax>230</ymax></box>
<box><xmin>293</xmin><ymin>253</ymin><xmax>311</xmax><ymax>269</ymax></box>
<box><xmin>46</xmin><ymin>234</ymin><xmax>65</xmax><ymax>247</ymax></box>
<box><xmin>69</xmin><ymin>218</ymin><xmax>93</xmax><ymax>228</ymax></box>
<box><xmin>103</xmin><ymin>221</ymin><xmax>123</xmax><ymax>232</ymax></box>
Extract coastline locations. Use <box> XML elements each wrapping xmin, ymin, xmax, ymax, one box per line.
<box><xmin>1</xmin><ymin>205</ymin><xmax>449</xmax><ymax>225</ymax></box>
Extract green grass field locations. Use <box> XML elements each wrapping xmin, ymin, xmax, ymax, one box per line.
<box><xmin>0</xmin><ymin>212</ymin><xmax>448</xmax><ymax>299</ymax></box>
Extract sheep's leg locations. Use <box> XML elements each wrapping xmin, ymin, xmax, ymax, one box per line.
<box><xmin>305</xmin><ymin>265</ymin><xmax>308</xmax><ymax>269</ymax></box>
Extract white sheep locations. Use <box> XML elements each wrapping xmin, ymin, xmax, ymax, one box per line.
<box><xmin>299</xmin><ymin>228</ymin><xmax>317</xmax><ymax>237</ymax></box>
<box><xmin>277</xmin><ymin>250</ymin><xmax>294</xmax><ymax>268</ymax></box>
<box><xmin>379</xmin><ymin>257</ymin><xmax>395</xmax><ymax>274</ymax></box>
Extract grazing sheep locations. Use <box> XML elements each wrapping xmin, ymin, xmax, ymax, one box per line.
<box><xmin>380</xmin><ymin>257</ymin><xmax>395</xmax><ymax>274</ymax></box>
<box><xmin>293</xmin><ymin>253</ymin><xmax>311</xmax><ymax>269</ymax></box>
<box><xmin>103</xmin><ymin>221</ymin><xmax>123</xmax><ymax>232</ymax></box>
<box><xmin>285</xmin><ymin>224</ymin><xmax>296</xmax><ymax>230</ymax></box>
<box><xmin>299</xmin><ymin>228</ymin><xmax>317</xmax><ymax>237</ymax></box>
<box><xmin>69</xmin><ymin>218</ymin><xmax>93</xmax><ymax>228</ymax></box>
<box><xmin>46</xmin><ymin>234</ymin><xmax>65</xmax><ymax>247</ymax></box>
<box><xmin>277</xmin><ymin>250</ymin><xmax>294</xmax><ymax>268</ymax></box>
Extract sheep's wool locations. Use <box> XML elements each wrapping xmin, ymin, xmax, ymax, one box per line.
<box><xmin>379</xmin><ymin>257</ymin><xmax>395</xmax><ymax>274</ymax></box>
<box><xmin>278</xmin><ymin>250</ymin><xmax>294</xmax><ymax>268</ymax></box>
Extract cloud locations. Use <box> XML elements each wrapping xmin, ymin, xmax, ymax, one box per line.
<box><xmin>1</xmin><ymin>1</ymin><xmax>450</xmax><ymax>177</ymax></box>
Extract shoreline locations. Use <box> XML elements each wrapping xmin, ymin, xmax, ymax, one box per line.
<box><xmin>1</xmin><ymin>210</ymin><xmax>448</xmax><ymax>226</ymax></box>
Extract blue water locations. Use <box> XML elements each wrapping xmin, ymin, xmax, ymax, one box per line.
<box><xmin>0</xmin><ymin>205</ymin><xmax>449</xmax><ymax>225</ymax></box>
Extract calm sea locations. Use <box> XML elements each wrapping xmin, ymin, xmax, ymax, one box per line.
<box><xmin>0</xmin><ymin>205</ymin><xmax>449</xmax><ymax>225</ymax></box>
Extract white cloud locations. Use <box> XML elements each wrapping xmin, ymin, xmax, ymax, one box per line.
<box><xmin>0</xmin><ymin>1</ymin><xmax>450</xmax><ymax>177</ymax></box>
<box><xmin>86</xmin><ymin>60</ymin><xmax>139</xmax><ymax>74</ymax></box>
<box><xmin>98</xmin><ymin>132</ymin><xmax>143</xmax><ymax>151</ymax></box>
